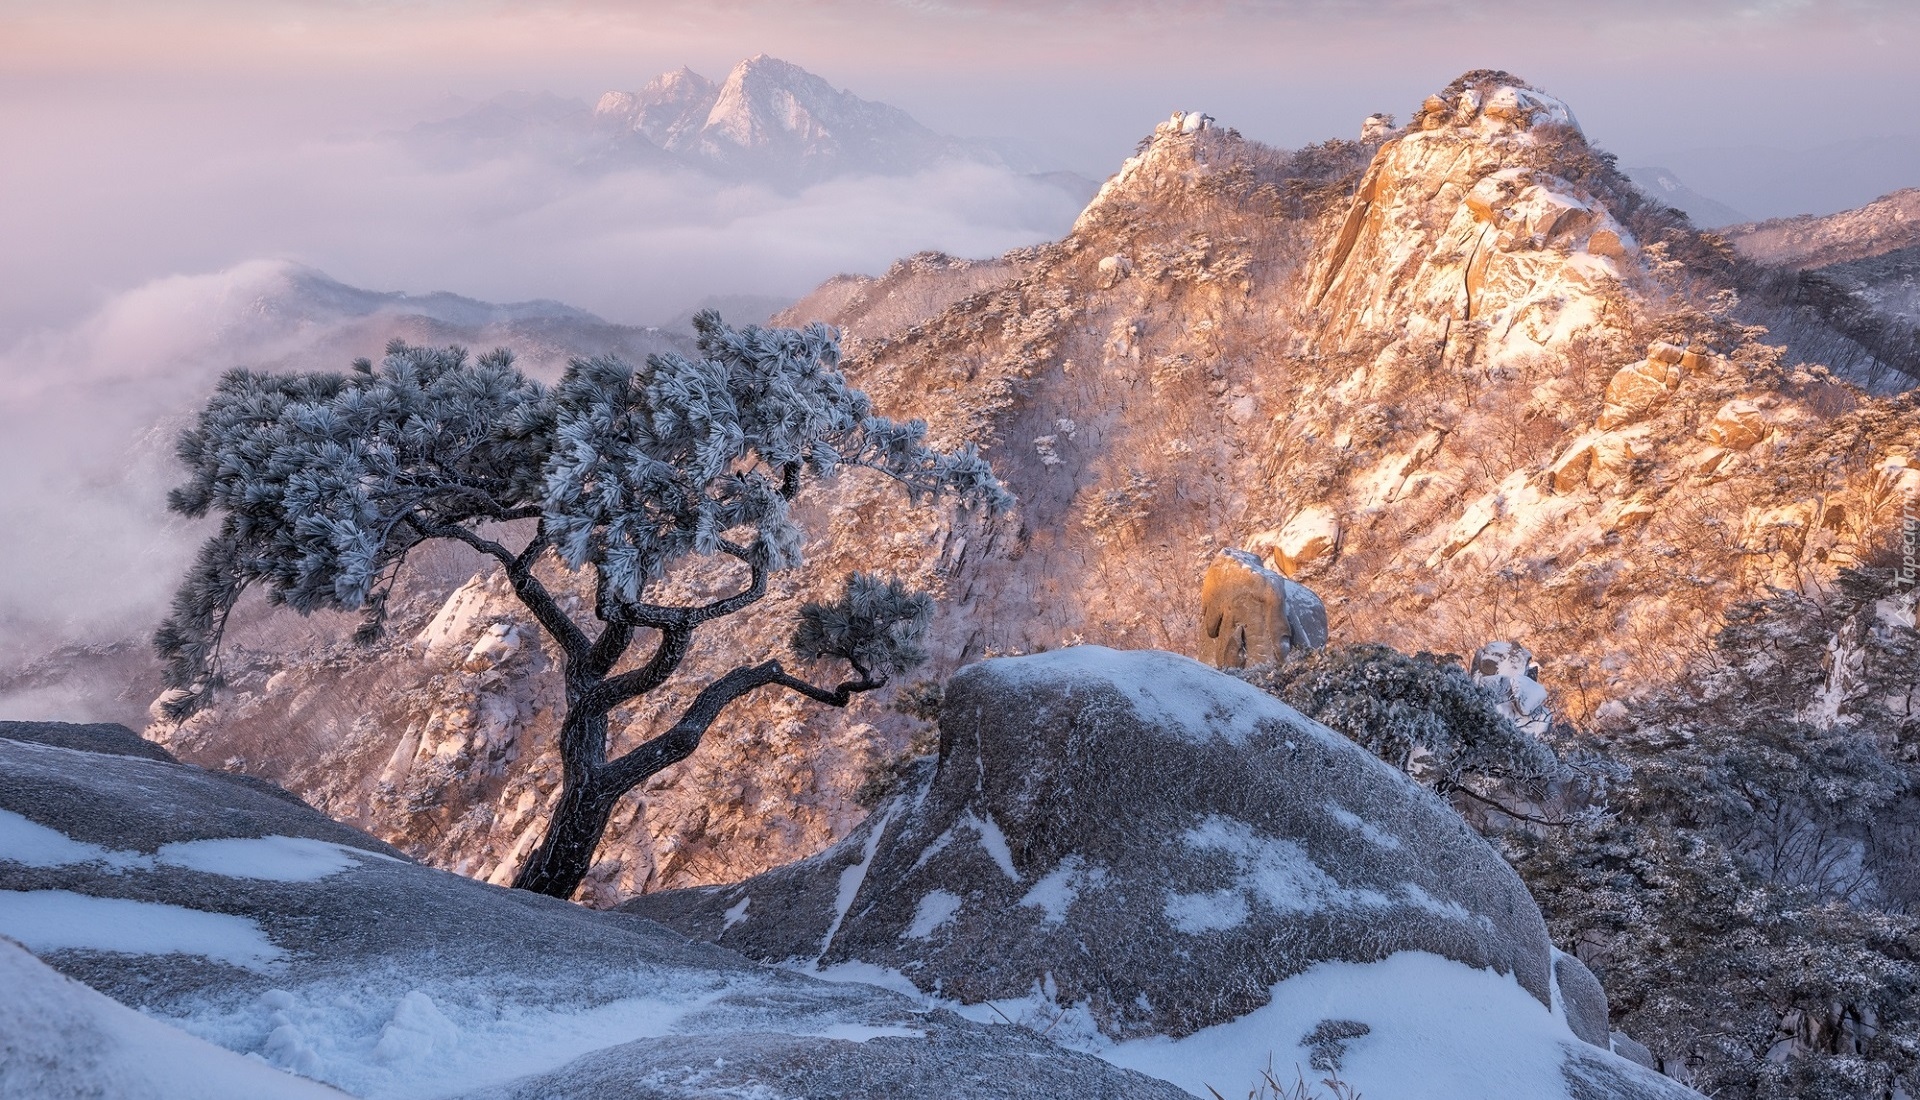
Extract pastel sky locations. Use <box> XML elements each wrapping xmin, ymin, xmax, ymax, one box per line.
<box><xmin>2</xmin><ymin>0</ymin><xmax>1917</xmax><ymax>336</ymax></box>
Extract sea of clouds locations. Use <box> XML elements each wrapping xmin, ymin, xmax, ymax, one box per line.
<box><xmin>0</xmin><ymin>116</ymin><xmax>1085</xmax><ymax>706</ymax></box>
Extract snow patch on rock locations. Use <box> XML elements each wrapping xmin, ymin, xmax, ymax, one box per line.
<box><xmin>0</xmin><ymin>890</ymin><xmax>284</xmax><ymax>970</ymax></box>
<box><xmin>905</xmin><ymin>890</ymin><xmax>965</xmax><ymax>939</ymax></box>
<box><xmin>0</xmin><ymin>938</ymin><xmax>346</xmax><ymax>1099</ymax></box>
<box><xmin>984</xmin><ymin>647</ymin><xmax>1327</xmax><ymax>748</ymax></box>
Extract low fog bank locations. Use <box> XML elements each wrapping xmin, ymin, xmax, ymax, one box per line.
<box><xmin>0</xmin><ymin>102</ymin><xmax>1086</xmax><ymax>347</ymax></box>
<box><xmin>0</xmin><ymin>90</ymin><xmax>1086</xmax><ymax>723</ymax></box>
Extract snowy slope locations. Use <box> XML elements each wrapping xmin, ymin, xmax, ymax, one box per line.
<box><xmin>0</xmin><ymin>936</ymin><xmax>348</xmax><ymax>1100</ymax></box>
<box><xmin>0</xmin><ymin>731</ymin><xmax>1188</xmax><ymax>1099</ymax></box>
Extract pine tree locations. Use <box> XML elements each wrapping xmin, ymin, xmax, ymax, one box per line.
<box><xmin>155</xmin><ymin>312</ymin><xmax>1010</xmax><ymax>899</ymax></box>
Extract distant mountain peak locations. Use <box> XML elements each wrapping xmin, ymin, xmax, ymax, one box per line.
<box><xmin>1622</xmin><ymin>165</ymin><xmax>1749</xmax><ymax>229</ymax></box>
<box><xmin>416</xmin><ymin>55</ymin><xmax>1083</xmax><ymax>192</ymax></box>
<box><xmin>591</xmin><ymin>55</ymin><xmax>965</xmax><ymax>185</ymax></box>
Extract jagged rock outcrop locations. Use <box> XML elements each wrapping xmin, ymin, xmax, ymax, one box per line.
<box><xmin>624</xmin><ymin>649</ymin><xmax>1696</xmax><ymax>1100</ymax></box>
<box><xmin>151</xmin><ymin>71</ymin><xmax>1920</xmax><ymax>913</ymax></box>
<box><xmin>1305</xmin><ymin>78</ymin><xmax>1630</xmax><ymax>371</ymax></box>
<box><xmin>0</xmin><ymin>731</ymin><xmax>1188</xmax><ymax>1099</ymax></box>
<box><xmin>1199</xmin><ymin>549</ymin><xmax>1327</xmax><ymax>668</ymax></box>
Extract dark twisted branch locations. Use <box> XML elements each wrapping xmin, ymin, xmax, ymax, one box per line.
<box><xmin>416</xmin><ymin>520</ymin><xmax>589</xmax><ymax>661</ymax></box>
<box><xmin>599</xmin><ymin>659</ymin><xmax>885</xmax><ymax>794</ymax></box>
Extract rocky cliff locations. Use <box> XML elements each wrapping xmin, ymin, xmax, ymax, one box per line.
<box><xmin>151</xmin><ymin>72</ymin><xmax>1920</xmax><ymax>910</ymax></box>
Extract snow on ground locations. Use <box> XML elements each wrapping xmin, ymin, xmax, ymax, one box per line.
<box><xmin>175</xmin><ymin>981</ymin><xmax>731</xmax><ymax>1099</ymax></box>
<box><xmin>169</xmin><ymin>971</ymin><xmax>938</xmax><ymax>1099</ymax></box>
<box><xmin>812</xmin><ymin>950</ymin><xmax>1601</xmax><ymax>1100</ymax></box>
<box><xmin>0</xmin><ymin>807</ymin><xmax>394</xmax><ymax>882</ymax></box>
<box><xmin>154</xmin><ymin>836</ymin><xmax>399</xmax><ymax>882</ymax></box>
<box><xmin>0</xmin><ymin>937</ymin><xmax>347</xmax><ymax>1099</ymax></box>
<box><xmin>0</xmin><ymin>808</ymin><xmax>147</xmax><ymax>870</ymax></box>
<box><xmin>0</xmin><ymin>806</ymin><xmax>936</xmax><ymax>1099</ymax></box>
<box><xmin>0</xmin><ymin>890</ymin><xmax>285</xmax><ymax>970</ymax></box>
<box><xmin>1018</xmin><ymin>855</ymin><xmax>1105</xmax><ymax>925</ymax></box>
<box><xmin>904</xmin><ymin>889</ymin><xmax>965</xmax><ymax>939</ymax></box>
<box><xmin>984</xmin><ymin>647</ymin><xmax>1334</xmax><ymax>747</ymax></box>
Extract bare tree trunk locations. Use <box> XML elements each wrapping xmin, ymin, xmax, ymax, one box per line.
<box><xmin>510</xmin><ymin>773</ymin><xmax>620</xmax><ymax>899</ymax></box>
<box><xmin>509</xmin><ymin>661</ymin><xmax>878</xmax><ymax>900</ymax></box>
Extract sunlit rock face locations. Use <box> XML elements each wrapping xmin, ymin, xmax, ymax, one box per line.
<box><xmin>1199</xmin><ymin>549</ymin><xmax>1327</xmax><ymax>669</ymax></box>
<box><xmin>153</xmin><ymin>70</ymin><xmax>1919</xmax><ymax>912</ymax></box>
<box><xmin>1304</xmin><ymin>77</ymin><xmax>1630</xmax><ymax>373</ymax></box>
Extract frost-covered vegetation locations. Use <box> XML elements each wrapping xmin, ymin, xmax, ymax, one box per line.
<box><xmin>1247</xmin><ymin>565</ymin><xmax>1920</xmax><ymax>1097</ymax></box>
<box><xmin>154</xmin><ymin>311</ymin><xmax>1008</xmax><ymax>897</ymax></box>
<box><xmin>1237</xmin><ymin>644</ymin><xmax>1561</xmax><ymax>802</ymax></box>
<box><xmin>1510</xmin><ymin>564</ymin><xmax>1920</xmax><ymax>1099</ymax></box>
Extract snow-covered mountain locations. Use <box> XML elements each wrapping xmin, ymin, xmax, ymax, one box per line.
<box><xmin>409</xmin><ymin>55</ymin><xmax>1090</xmax><ymax>194</ymax></box>
<box><xmin>1724</xmin><ymin>187</ymin><xmax>1920</xmax><ymax>271</ymax></box>
<box><xmin>593</xmin><ymin>55</ymin><xmax>974</xmax><ymax>185</ymax></box>
<box><xmin>1723</xmin><ymin>188</ymin><xmax>1920</xmax><ymax>385</ymax></box>
<box><xmin>1622</xmin><ymin>165</ymin><xmax>1749</xmax><ymax>228</ymax></box>
<box><xmin>155</xmin><ymin>71</ymin><xmax>1918</xmax><ymax>915</ymax></box>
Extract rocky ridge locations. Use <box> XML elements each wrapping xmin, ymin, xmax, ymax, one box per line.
<box><xmin>151</xmin><ymin>72</ymin><xmax>1920</xmax><ymax>913</ymax></box>
<box><xmin>1725</xmin><ymin>188</ymin><xmax>1920</xmax><ymax>271</ymax></box>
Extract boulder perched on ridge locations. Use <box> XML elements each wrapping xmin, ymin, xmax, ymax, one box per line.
<box><xmin>1199</xmin><ymin>549</ymin><xmax>1328</xmax><ymax>669</ymax></box>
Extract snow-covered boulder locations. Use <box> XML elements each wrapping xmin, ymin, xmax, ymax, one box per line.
<box><xmin>1198</xmin><ymin>548</ymin><xmax>1327</xmax><ymax>668</ymax></box>
<box><xmin>1703</xmin><ymin>398</ymin><xmax>1768</xmax><ymax>450</ymax></box>
<box><xmin>1597</xmin><ymin>353</ymin><xmax>1686</xmax><ymax>430</ymax></box>
<box><xmin>0</xmin><ymin>735</ymin><xmax>1187</xmax><ymax>1099</ymax></box>
<box><xmin>1472</xmin><ymin>641</ymin><xmax>1553</xmax><ymax>736</ymax></box>
<box><xmin>1553</xmin><ymin>949</ymin><xmax>1611</xmax><ymax>1049</ymax></box>
<box><xmin>461</xmin><ymin>623</ymin><xmax>522</xmax><ymax>672</ymax></box>
<box><xmin>1269</xmin><ymin>506</ymin><xmax>1342</xmax><ymax>576</ymax></box>
<box><xmin>625</xmin><ymin>649</ymin><xmax>1696</xmax><ymax>1099</ymax></box>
